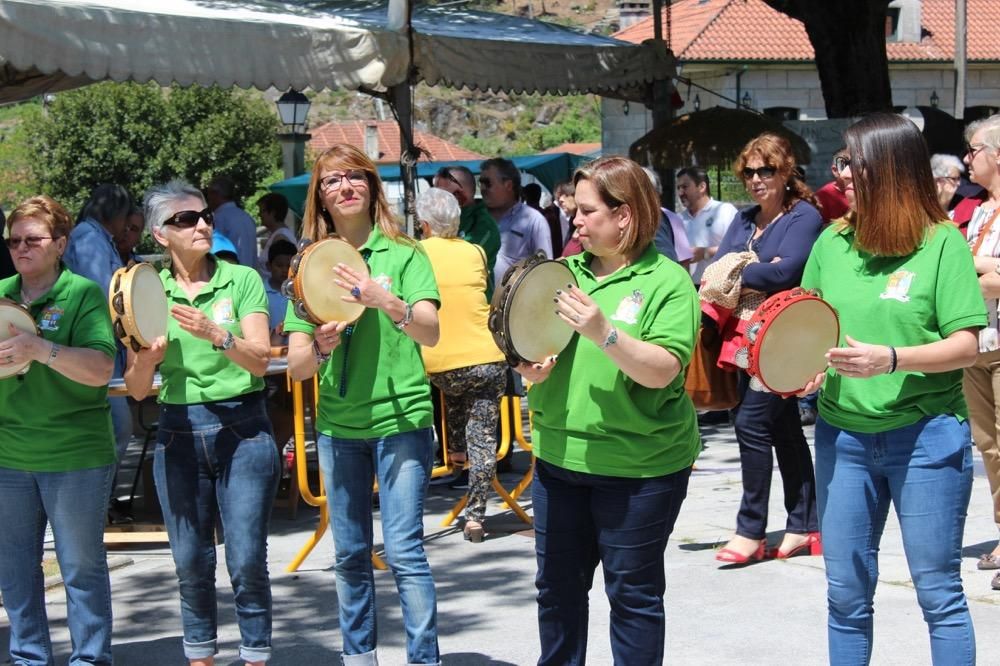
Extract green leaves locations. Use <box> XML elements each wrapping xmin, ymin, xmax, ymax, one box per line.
<box><xmin>22</xmin><ymin>82</ymin><xmax>280</xmax><ymax>214</ymax></box>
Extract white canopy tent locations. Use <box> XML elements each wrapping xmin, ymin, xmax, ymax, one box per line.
<box><xmin>0</xmin><ymin>0</ymin><xmax>670</xmax><ymax>103</ymax></box>
<box><xmin>0</xmin><ymin>0</ymin><xmax>674</xmax><ymax>228</ymax></box>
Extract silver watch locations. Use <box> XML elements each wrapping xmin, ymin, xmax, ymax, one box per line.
<box><xmin>215</xmin><ymin>330</ymin><xmax>235</xmax><ymax>351</ymax></box>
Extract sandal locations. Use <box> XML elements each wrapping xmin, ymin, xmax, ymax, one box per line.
<box><xmin>463</xmin><ymin>520</ymin><xmax>484</xmax><ymax>543</ymax></box>
<box><xmin>977</xmin><ymin>553</ymin><xmax>1000</xmax><ymax>570</ymax></box>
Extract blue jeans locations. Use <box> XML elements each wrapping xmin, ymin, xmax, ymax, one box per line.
<box><xmin>815</xmin><ymin>415</ymin><xmax>975</xmax><ymax>665</ymax></box>
<box><xmin>0</xmin><ymin>463</ymin><xmax>114</xmax><ymax>666</ymax></box>
<box><xmin>317</xmin><ymin>428</ymin><xmax>440</xmax><ymax>665</ymax></box>
<box><xmin>153</xmin><ymin>392</ymin><xmax>280</xmax><ymax>663</ymax></box>
<box><xmin>532</xmin><ymin>459</ymin><xmax>691</xmax><ymax>666</ymax></box>
<box><xmin>733</xmin><ymin>371</ymin><xmax>818</xmax><ymax>538</ymax></box>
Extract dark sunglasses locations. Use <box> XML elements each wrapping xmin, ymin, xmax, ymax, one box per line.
<box><xmin>5</xmin><ymin>235</ymin><xmax>53</xmax><ymax>249</ymax></box>
<box><xmin>161</xmin><ymin>208</ymin><xmax>214</xmax><ymax>229</ymax></box>
<box><xmin>436</xmin><ymin>168</ymin><xmax>461</xmax><ymax>187</ymax></box>
<box><xmin>741</xmin><ymin>166</ymin><xmax>777</xmax><ymax>180</ymax></box>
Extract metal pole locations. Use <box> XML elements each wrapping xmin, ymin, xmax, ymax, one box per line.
<box><xmin>954</xmin><ymin>0</ymin><xmax>966</xmax><ymax>120</ymax></box>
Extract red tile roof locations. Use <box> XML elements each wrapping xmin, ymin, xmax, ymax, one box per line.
<box><xmin>541</xmin><ymin>142</ymin><xmax>602</xmax><ymax>155</ymax></box>
<box><xmin>308</xmin><ymin>120</ymin><xmax>485</xmax><ymax>163</ymax></box>
<box><xmin>614</xmin><ymin>0</ymin><xmax>1000</xmax><ymax>62</ymax></box>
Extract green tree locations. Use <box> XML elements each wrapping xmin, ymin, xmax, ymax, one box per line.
<box><xmin>24</xmin><ymin>82</ymin><xmax>280</xmax><ymax>214</ymax></box>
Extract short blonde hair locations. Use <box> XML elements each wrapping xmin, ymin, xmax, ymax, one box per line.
<box><xmin>573</xmin><ymin>156</ymin><xmax>659</xmax><ymax>255</ymax></box>
<box><xmin>8</xmin><ymin>196</ymin><xmax>73</xmax><ymax>239</ymax></box>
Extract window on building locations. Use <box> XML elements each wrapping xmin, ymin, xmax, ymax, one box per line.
<box><xmin>885</xmin><ymin>7</ymin><xmax>901</xmax><ymax>41</ymax></box>
<box><xmin>763</xmin><ymin>107</ymin><xmax>799</xmax><ymax>121</ymax></box>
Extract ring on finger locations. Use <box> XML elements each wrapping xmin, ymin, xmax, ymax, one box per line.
<box><xmin>570</xmin><ymin>314</ymin><xmax>580</xmax><ymax>323</ymax></box>
<box><xmin>350</xmin><ymin>285</ymin><xmax>362</xmax><ymax>298</ymax></box>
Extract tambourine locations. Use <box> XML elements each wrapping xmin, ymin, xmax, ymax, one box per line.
<box><xmin>488</xmin><ymin>251</ymin><xmax>577</xmax><ymax>366</ymax></box>
<box><xmin>281</xmin><ymin>237</ymin><xmax>368</xmax><ymax>325</ymax></box>
<box><xmin>734</xmin><ymin>288</ymin><xmax>839</xmax><ymax>397</ymax></box>
<box><xmin>0</xmin><ymin>298</ymin><xmax>40</xmax><ymax>378</ymax></box>
<box><xmin>109</xmin><ymin>262</ymin><xmax>168</xmax><ymax>352</ymax></box>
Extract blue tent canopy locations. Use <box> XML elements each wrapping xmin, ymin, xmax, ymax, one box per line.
<box><xmin>269</xmin><ymin>152</ymin><xmax>592</xmax><ymax>217</ymax></box>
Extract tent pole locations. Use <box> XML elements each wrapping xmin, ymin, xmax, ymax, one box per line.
<box><xmin>388</xmin><ymin>0</ymin><xmax>418</xmax><ymax>237</ymax></box>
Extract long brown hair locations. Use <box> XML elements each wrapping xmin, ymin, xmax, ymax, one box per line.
<box><xmin>734</xmin><ymin>133</ymin><xmax>817</xmax><ymax>212</ymax></box>
<box><xmin>301</xmin><ymin>144</ymin><xmax>407</xmax><ymax>244</ymax></box>
<box><xmin>843</xmin><ymin>113</ymin><xmax>944</xmax><ymax>256</ymax></box>
<box><xmin>573</xmin><ymin>156</ymin><xmax>660</xmax><ymax>256</ymax></box>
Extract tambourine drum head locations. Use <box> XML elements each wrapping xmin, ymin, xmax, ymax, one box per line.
<box><xmin>129</xmin><ymin>264</ymin><xmax>168</xmax><ymax>346</ymax></box>
<box><xmin>756</xmin><ymin>298</ymin><xmax>838</xmax><ymax>395</ymax></box>
<box><xmin>297</xmin><ymin>240</ymin><xmax>367</xmax><ymax>324</ymax></box>
<box><xmin>0</xmin><ymin>301</ymin><xmax>36</xmax><ymax>378</ymax></box>
<box><xmin>506</xmin><ymin>262</ymin><xmax>576</xmax><ymax>363</ymax></box>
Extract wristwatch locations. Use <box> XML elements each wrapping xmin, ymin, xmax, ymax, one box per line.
<box><xmin>213</xmin><ymin>330</ymin><xmax>235</xmax><ymax>351</ymax></box>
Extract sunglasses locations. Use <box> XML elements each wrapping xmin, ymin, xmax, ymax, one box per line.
<box><xmin>436</xmin><ymin>168</ymin><xmax>461</xmax><ymax>187</ymax></box>
<box><xmin>6</xmin><ymin>235</ymin><xmax>53</xmax><ymax>249</ymax></box>
<box><xmin>741</xmin><ymin>166</ymin><xmax>777</xmax><ymax>180</ymax></box>
<box><xmin>833</xmin><ymin>156</ymin><xmax>852</xmax><ymax>174</ymax></box>
<box><xmin>161</xmin><ymin>208</ymin><xmax>214</xmax><ymax>229</ymax></box>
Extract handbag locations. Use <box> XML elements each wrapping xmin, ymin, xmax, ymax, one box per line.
<box><xmin>685</xmin><ymin>325</ymin><xmax>740</xmax><ymax>410</ymax></box>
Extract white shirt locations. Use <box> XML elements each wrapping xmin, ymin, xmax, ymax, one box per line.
<box><xmin>213</xmin><ymin>201</ymin><xmax>259</xmax><ymax>267</ymax></box>
<box><xmin>493</xmin><ymin>202</ymin><xmax>553</xmax><ymax>285</ymax></box>
<box><xmin>967</xmin><ymin>204</ymin><xmax>1000</xmax><ymax>351</ymax></box>
<box><xmin>681</xmin><ymin>198</ymin><xmax>738</xmax><ymax>283</ymax></box>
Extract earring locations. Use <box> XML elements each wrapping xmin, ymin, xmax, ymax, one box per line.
<box><xmin>618</xmin><ymin>227</ymin><xmax>624</xmax><ymax>240</ymax></box>
<box><xmin>786</xmin><ymin>185</ymin><xmax>791</xmax><ymax>191</ymax></box>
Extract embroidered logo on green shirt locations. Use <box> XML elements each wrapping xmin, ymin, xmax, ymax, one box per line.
<box><xmin>611</xmin><ymin>289</ymin><xmax>644</xmax><ymax>324</ymax></box>
<box><xmin>212</xmin><ymin>298</ymin><xmax>236</xmax><ymax>324</ymax></box>
<box><xmin>879</xmin><ymin>270</ymin><xmax>915</xmax><ymax>303</ymax></box>
<box><xmin>39</xmin><ymin>306</ymin><xmax>64</xmax><ymax>331</ymax></box>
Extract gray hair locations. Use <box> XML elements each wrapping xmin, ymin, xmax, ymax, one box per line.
<box><xmin>144</xmin><ymin>179</ymin><xmax>206</xmax><ymax>234</ymax></box>
<box><xmin>480</xmin><ymin>157</ymin><xmax>522</xmax><ymax>197</ymax></box>
<box><xmin>930</xmin><ymin>154</ymin><xmax>965</xmax><ymax>178</ymax></box>
<box><xmin>642</xmin><ymin>166</ymin><xmax>663</xmax><ymax>195</ymax></box>
<box><xmin>964</xmin><ymin>114</ymin><xmax>1000</xmax><ymax>152</ymax></box>
<box><xmin>416</xmin><ymin>188</ymin><xmax>461</xmax><ymax>238</ymax></box>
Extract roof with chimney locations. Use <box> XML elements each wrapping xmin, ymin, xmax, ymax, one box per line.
<box><xmin>308</xmin><ymin>120</ymin><xmax>485</xmax><ymax>163</ymax></box>
<box><xmin>614</xmin><ymin>0</ymin><xmax>1000</xmax><ymax>62</ymax></box>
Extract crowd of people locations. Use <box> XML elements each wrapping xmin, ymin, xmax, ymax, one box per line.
<box><xmin>0</xmin><ymin>110</ymin><xmax>997</xmax><ymax>666</ymax></box>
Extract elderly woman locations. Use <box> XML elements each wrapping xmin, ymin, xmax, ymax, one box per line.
<box><xmin>712</xmin><ymin>133</ymin><xmax>824</xmax><ymax>564</ymax></box>
<box><xmin>125</xmin><ymin>180</ymin><xmax>279</xmax><ymax>666</ymax></box>
<box><xmin>930</xmin><ymin>153</ymin><xmax>966</xmax><ymax>215</ymax></box>
<box><xmin>802</xmin><ymin>112</ymin><xmax>984</xmax><ymax>664</ymax></box>
<box><xmin>960</xmin><ymin>113</ymin><xmax>1000</xmax><ymax>585</ymax></box>
<box><xmin>417</xmin><ymin>187</ymin><xmax>507</xmax><ymax>542</ymax></box>
<box><xmin>518</xmin><ymin>156</ymin><xmax>699</xmax><ymax>664</ymax></box>
<box><xmin>284</xmin><ymin>144</ymin><xmax>441</xmax><ymax>665</ymax></box>
<box><xmin>0</xmin><ymin>196</ymin><xmax>117</xmax><ymax>665</ymax></box>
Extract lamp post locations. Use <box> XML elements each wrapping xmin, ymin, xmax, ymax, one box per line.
<box><xmin>276</xmin><ymin>89</ymin><xmax>312</xmax><ymax>179</ymax></box>
<box><xmin>741</xmin><ymin>90</ymin><xmax>753</xmax><ymax>111</ymax></box>
<box><xmin>693</xmin><ymin>94</ymin><xmax>701</xmax><ymax>112</ymax></box>
<box><xmin>930</xmin><ymin>90</ymin><xmax>939</xmax><ymax>108</ymax></box>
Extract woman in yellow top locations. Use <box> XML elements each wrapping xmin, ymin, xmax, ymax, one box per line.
<box><xmin>417</xmin><ymin>187</ymin><xmax>507</xmax><ymax>542</ymax></box>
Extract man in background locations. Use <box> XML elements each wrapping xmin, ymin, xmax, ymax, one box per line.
<box><xmin>480</xmin><ymin>158</ymin><xmax>551</xmax><ymax>285</ymax></box>
<box><xmin>677</xmin><ymin>167</ymin><xmax>737</xmax><ymax>283</ymax></box>
<box><xmin>205</xmin><ymin>175</ymin><xmax>257</xmax><ymax>267</ymax></box>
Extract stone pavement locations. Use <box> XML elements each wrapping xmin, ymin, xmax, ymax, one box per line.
<box><xmin>3</xmin><ymin>419</ymin><xmax>998</xmax><ymax>665</ymax></box>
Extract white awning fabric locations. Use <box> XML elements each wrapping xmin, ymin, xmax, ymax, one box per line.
<box><xmin>0</xmin><ymin>0</ymin><xmax>671</xmax><ymax>104</ymax></box>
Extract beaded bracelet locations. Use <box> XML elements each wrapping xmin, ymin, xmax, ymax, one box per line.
<box><xmin>887</xmin><ymin>346</ymin><xmax>897</xmax><ymax>374</ymax></box>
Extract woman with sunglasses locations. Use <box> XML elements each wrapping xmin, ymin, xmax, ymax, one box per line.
<box><xmin>284</xmin><ymin>144</ymin><xmax>441</xmax><ymax>666</ymax></box>
<box><xmin>125</xmin><ymin>179</ymin><xmax>279</xmax><ymax>666</ymax></box>
<box><xmin>711</xmin><ymin>133</ymin><xmax>824</xmax><ymax>565</ymax></box>
<box><xmin>0</xmin><ymin>196</ymin><xmax>118</xmax><ymax>665</ymax></box>
<box><xmin>959</xmin><ymin>113</ymin><xmax>1000</xmax><ymax>587</ymax></box>
<box><xmin>800</xmin><ymin>112</ymin><xmax>984</xmax><ymax>664</ymax></box>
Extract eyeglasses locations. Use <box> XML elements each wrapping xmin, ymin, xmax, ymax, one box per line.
<box><xmin>966</xmin><ymin>143</ymin><xmax>987</xmax><ymax>158</ymax></box>
<box><xmin>319</xmin><ymin>170</ymin><xmax>368</xmax><ymax>192</ymax></box>
<box><xmin>833</xmin><ymin>156</ymin><xmax>852</xmax><ymax>174</ymax></box>
<box><xmin>936</xmin><ymin>175</ymin><xmax>960</xmax><ymax>185</ymax></box>
<box><xmin>161</xmin><ymin>208</ymin><xmax>214</xmax><ymax>229</ymax></box>
<box><xmin>435</xmin><ymin>168</ymin><xmax>461</xmax><ymax>187</ymax></box>
<box><xmin>6</xmin><ymin>235</ymin><xmax>53</xmax><ymax>249</ymax></box>
<box><xmin>741</xmin><ymin>166</ymin><xmax>777</xmax><ymax>180</ymax></box>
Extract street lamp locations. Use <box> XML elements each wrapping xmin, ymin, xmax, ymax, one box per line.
<box><xmin>693</xmin><ymin>94</ymin><xmax>701</xmax><ymax>112</ymax></box>
<box><xmin>741</xmin><ymin>91</ymin><xmax>753</xmax><ymax>110</ymax></box>
<box><xmin>930</xmin><ymin>90</ymin><xmax>939</xmax><ymax>108</ymax></box>
<box><xmin>275</xmin><ymin>89</ymin><xmax>312</xmax><ymax>179</ymax></box>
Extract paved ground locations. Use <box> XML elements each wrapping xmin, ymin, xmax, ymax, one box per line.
<box><xmin>3</xmin><ymin>418</ymin><xmax>999</xmax><ymax>665</ymax></box>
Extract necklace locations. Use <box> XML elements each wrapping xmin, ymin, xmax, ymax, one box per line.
<box><xmin>20</xmin><ymin>276</ymin><xmax>58</xmax><ymax>305</ymax></box>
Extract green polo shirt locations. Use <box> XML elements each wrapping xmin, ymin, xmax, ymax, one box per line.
<box><xmin>158</xmin><ymin>258</ymin><xmax>269</xmax><ymax>404</ymax></box>
<box><xmin>283</xmin><ymin>227</ymin><xmax>441</xmax><ymax>439</ymax></box>
<box><xmin>0</xmin><ymin>268</ymin><xmax>116</xmax><ymax>472</ymax></box>
<box><xmin>459</xmin><ymin>201</ymin><xmax>501</xmax><ymax>299</ymax></box>
<box><xmin>800</xmin><ymin>223</ymin><xmax>986</xmax><ymax>433</ymax></box>
<box><xmin>529</xmin><ymin>244</ymin><xmax>701</xmax><ymax>478</ymax></box>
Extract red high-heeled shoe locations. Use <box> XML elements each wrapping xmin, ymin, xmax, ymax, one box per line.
<box><xmin>715</xmin><ymin>539</ymin><xmax>767</xmax><ymax>565</ymax></box>
<box><xmin>772</xmin><ymin>532</ymin><xmax>822</xmax><ymax>559</ymax></box>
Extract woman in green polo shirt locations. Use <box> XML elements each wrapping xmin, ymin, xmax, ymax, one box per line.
<box><xmin>0</xmin><ymin>195</ymin><xmax>117</xmax><ymax>666</ymax></box>
<box><xmin>516</xmin><ymin>156</ymin><xmax>700</xmax><ymax>665</ymax></box>
<box><xmin>124</xmin><ymin>180</ymin><xmax>280</xmax><ymax>666</ymax></box>
<box><xmin>284</xmin><ymin>144</ymin><xmax>442</xmax><ymax>666</ymax></box>
<box><xmin>800</xmin><ymin>113</ymin><xmax>985</xmax><ymax>664</ymax></box>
